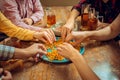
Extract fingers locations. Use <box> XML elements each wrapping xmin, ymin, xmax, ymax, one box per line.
<box><xmin>34</xmin><ymin>44</ymin><xmax>47</xmax><ymax>55</ymax></box>
<box><xmin>42</xmin><ymin>29</ymin><xmax>56</xmax><ymax>44</ymax></box>
<box><xmin>65</xmin><ymin>33</ymin><xmax>73</xmax><ymax>42</ymax></box>
<box><xmin>38</xmin><ymin>44</ymin><xmax>47</xmax><ymax>51</ymax></box>
<box><xmin>61</xmin><ymin>27</ymin><xmax>66</xmax><ymax>41</ymax></box>
<box><xmin>49</xmin><ymin>29</ymin><xmax>56</xmax><ymax>41</ymax></box>
<box><xmin>42</xmin><ymin>32</ymin><xmax>52</xmax><ymax>44</ymax></box>
<box><xmin>2</xmin><ymin>70</ymin><xmax>12</xmax><ymax>80</ymax></box>
<box><xmin>40</xmin><ymin>38</ymin><xmax>48</xmax><ymax>43</ymax></box>
<box><xmin>61</xmin><ymin>26</ymin><xmax>72</xmax><ymax>42</ymax></box>
<box><xmin>46</xmin><ymin>29</ymin><xmax>56</xmax><ymax>42</ymax></box>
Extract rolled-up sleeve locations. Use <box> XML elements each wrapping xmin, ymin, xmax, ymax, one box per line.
<box><xmin>0</xmin><ymin>0</ymin><xmax>41</xmax><ymax>32</ymax></box>
<box><xmin>0</xmin><ymin>45</ymin><xmax>15</xmax><ymax>61</ymax></box>
<box><xmin>30</xmin><ymin>0</ymin><xmax>44</xmax><ymax>23</ymax></box>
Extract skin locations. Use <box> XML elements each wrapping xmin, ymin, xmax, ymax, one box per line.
<box><xmin>13</xmin><ymin>43</ymin><xmax>47</xmax><ymax>59</ymax></box>
<box><xmin>57</xmin><ymin>43</ymin><xmax>100</xmax><ymax>80</ymax></box>
<box><xmin>23</xmin><ymin>18</ymin><xmax>33</xmax><ymax>25</ymax></box>
<box><xmin>61</xmin><ymin>0</ymin><xmax>113</xmax><ymax>41</ymax></box>
<box><xmin>65</xmin><ymin>14</ymin><xmax>120</xmax><ymax>45</ymax></box>
<box><xmin>61</xmin><ymin>9</ymin><xmax>79</xmax><ymax>41</ymax></box>
<box><xmin>0</xmin><ymin>68</ymin><xmax>12</xmax><ymax>80</ymax></box>
<box><xmin>0</xmin><ymin>43</ymin><xmax>47</xmax><ymax>80</ymax></box>
<box><xmin>34</xmin><ymin>29</ymin><xmax>56</xmax><ymax>44</ymax></box>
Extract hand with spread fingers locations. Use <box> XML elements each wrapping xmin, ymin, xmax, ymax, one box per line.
<box><xmin>34</xmin><ymin>29</ymin><xmax>56</xmax><ymax>44</ymax></box>
<box><xmin>14</xmin><ymin>43</ymin><xmax>47</xmax><ymax>59</ymax></box>
<box><xmin>57</xmin><ymin>43</ymin><xmax>100</xmax><ymax>80</ymax></box>
<box><xmin>61</xmin><ymin>23</ymin><xmax>74</xmax><ymax>41</ymax></box>
<box><xmin>65</xmin><ymin>31</ymin><xmax>88</xmax><ymax>46</ymax></box>
<box><xmin>57</xmin><ymin>43</ymin><xmax>80</xmax><ymax>60</ymax></box>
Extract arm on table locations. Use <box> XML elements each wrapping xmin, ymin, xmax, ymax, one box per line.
<box><xmin>57</xmin><ymin>43</ymin><xmax>100</xmax><ymax>80</ymax></box>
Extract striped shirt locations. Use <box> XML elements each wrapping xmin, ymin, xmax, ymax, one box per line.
<box><xmin>0</xmin><ymin>0</ymin><xmax>44</xmax><ymax>31</ymax></box>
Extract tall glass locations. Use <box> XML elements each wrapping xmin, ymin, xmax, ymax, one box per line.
<box><xmin>88</xmin><ymin>8</ymin><xmax>98</xmax><ymax>30</ymax></box>
<box><xmin>80</xmin><ymin>4</ymin><xmax>90</xmax><ymax>31</ymax></box>
<box><xmin>46</xmin><ymin>7</ymin><xmax>56</xmax><ymax>28</ymax></box>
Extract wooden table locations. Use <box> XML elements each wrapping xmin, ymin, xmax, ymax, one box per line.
<box><xmin>12</xmin><ymin>6</ymin><xmax>120</xmax><ymax>80</ymax></box>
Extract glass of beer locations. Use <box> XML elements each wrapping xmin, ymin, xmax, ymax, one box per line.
<box><xmin>80</xmin><ymin>4</ymin><xmax>90</xmax><ymax>31</ymax></box>
<box><xmin>46</xmin><ymin>7</ymin><xmax>56</xmax><ymax>28</ymax></box>
<box><xmin>88</xmin><ymin>8</ymin><xmax>98</xmax><ymax>30</ymax></box>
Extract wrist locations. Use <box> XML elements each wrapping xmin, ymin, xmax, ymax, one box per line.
<box><xmin>33</xmin><ymin>32</ymin><xmax>40</xmax><ymax>41</ymax></box>
<box><xmin>84</xmin><ymin>31</ymin><xmax>94</xmax><ymax>39</ymax></box>
<box><xmin>14</xmin><ymin>48</ymin><xmax>28</xmax><ymax>59</ymax></box>
<box><xmin>69</xmin><ymin>50</ymin><xmax>81</xmax><ymax>61</ymax></box>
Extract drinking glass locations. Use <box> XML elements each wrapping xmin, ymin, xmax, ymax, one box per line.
<box><xmin>88</xmin><ymin>8</ymin><xmax>98</xmax><ymax>30</ymax></box>
<box><xmin>80</xmin><ymin>3</ymin><xmax>90</xmax><ymax>31</ymax></box>
<box><xmin>46</xmin><ymin>7</ymin><xmax>56</xmax><ymax>28</ymax></box>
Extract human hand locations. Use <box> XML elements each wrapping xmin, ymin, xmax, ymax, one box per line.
<box><xmin>23</xmin><ymin>43</ymin><xmax>47</xmax><ymax>59</ymax></box>
<box><xmin>65</xmin><ymin>31</ymin><xmax>88</xmax><ymax>46</ymax></box>
<box><xmin>57</xmin><ymin>43</ymin><xmax>80</xmax><ymax>60</ymax></box>
<box><xmin>23</xmin><ymin>18</ymin><xmax>33</xmax><ymax>25</ymax></box>
<box><xmin>34</xmin><ymin>29</ymin><xmax>56</xmax><ymax>44</ymax></box>
<box><xmin>61</xmin><ymin>23</ymin><xmax>74</xmax><ymax>41</ymax></box>
<box><xmin>97</xmin><ymin>21</ymin><xmax>109</xmax><ymax>30</ymax></box>
<box><xmin>0</xmin><ymin>68</ymin><xmax>12</xmax><ymax>80</ymax></box>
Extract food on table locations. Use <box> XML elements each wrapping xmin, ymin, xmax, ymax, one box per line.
<box><xmin>45</xmin><ymin>38</ymin><xmax>81</xmax><ymax>61</ymax></box>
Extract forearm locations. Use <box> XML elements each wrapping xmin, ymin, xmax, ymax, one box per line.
<box><xmin>71</xmin><ymin>54</ymin><xmax>99</xmax><ymax>80</ymax></box>
<box><xmin>66</xmin><ymin>9</ymin><xmax>80</xmax><ymax>25</ymax></box>
<box><xmin>87</xmin><ymin>26</ymin><xmax>113</xmax><ymax>41</ymax></box>
<box><xmin>13</xmin><ymin>48</ymin><xmax>29</xmax><ymax>59</ymax></box>
<box><xmin>87</xmin><ymin>14</ymin><xmax>120</xmax><ymax>41</ymax></box>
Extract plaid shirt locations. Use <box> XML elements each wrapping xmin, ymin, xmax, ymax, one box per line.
<box><xmin>73</xmin><ymin>0</ymin><xmax>120</xmax><ymax>23</ymax></box>
<box><xmin>0</xmin><ymin>45</ymin><xmax>14</xmax><ymax>61</ymax></box>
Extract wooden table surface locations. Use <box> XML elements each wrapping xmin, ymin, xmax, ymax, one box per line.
<box><xmin>12</xmin><ymin>6</ymin><xmax>120</xmax><ymax>80</ymax></box>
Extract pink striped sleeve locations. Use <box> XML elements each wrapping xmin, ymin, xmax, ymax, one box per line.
<box><xmin>30</xmin><ymin>0</ymin><xmax>44</xmax><ymax>23</ymax></box>
<box><xmin>0</xmin><ymin>0</ymin><xmax>41</xmax><ymax>32</ymax></box>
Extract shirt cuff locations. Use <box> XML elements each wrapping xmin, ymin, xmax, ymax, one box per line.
<box><xmin>0</xmin><ymin>45</ymin><xmax>15</xmax><ymax>61</ymax></box>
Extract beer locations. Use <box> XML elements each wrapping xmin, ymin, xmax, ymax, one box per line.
<box><xmin>46</xmin><ymin>7</ymin><xmax>56</xmax><ymax>28</ymax></box>
<box><xmin>88</xmin><ymin>17</ymin><xmax>98</xmax><ymax>30</ymax></box>
<box><xmin>80</xmin><ymin>3</ymin><xmax>90</xmax><ymax>31</ymax></box>
<box><xmin>81</xmin><ymin>13</ymin><xmax>90</xmax><ymax>30</ymax></box>
<box><xmin>47</xmin><ymin>15</ymin><xmax>56</xmax><ymax>28</ymax></box>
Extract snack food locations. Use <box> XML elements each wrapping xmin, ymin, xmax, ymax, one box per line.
<box><xmin>45</xmin><ymin>38</ymin><xmax>81</xmax><ymax>61</ymax></box>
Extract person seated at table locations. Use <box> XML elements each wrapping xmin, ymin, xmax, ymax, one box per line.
<box><xmin>0</xmin><ymin>0</ymin><xmax>44</xmax><ymax>32</ymax></box>
<box><xmin>0</xmin><ymin>43</ymin><xmax>47</xmax><ymax>80</ymax></box>
<box><xmin>57</xmin><ymin>43</ymin><xmax>100</xmax><ymax>80</ymax></box>
<box><xmin>0</xmin><ymin>11</ymin><xmax>55</xmax><ymax>44</ymax></box>
<box><xmin>64</xmin><ymin>14</ymin><xmax>120</xmax><ymax>46</ymax></box>
<box><xmin>61</xmin><ymin>0</ymin><xmax>120</xmax><ymax>41</ymax></box>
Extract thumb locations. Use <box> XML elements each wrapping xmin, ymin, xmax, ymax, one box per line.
<box><xmin>38</xmin><ymin>49</ymin><xmax>47</xmax><ymax>55</ymax></box>
<box><xmin>65</xmin><ymin>33</ymin><xmax>73</xmax><ymax>42</ymax></box>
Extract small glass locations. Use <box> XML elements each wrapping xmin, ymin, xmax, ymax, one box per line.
<box><xmin>46</xmin><ymin>7</ymin><xmax>56</xmax><ymax>28</ymax></box>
